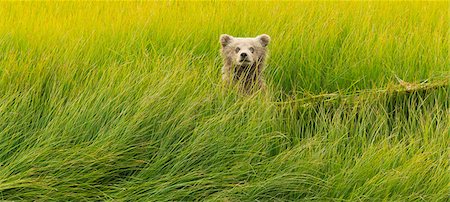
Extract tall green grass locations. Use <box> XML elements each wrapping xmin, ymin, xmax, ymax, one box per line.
<box><xmin>0</xmin><ymin>1</ymin><xmax>448</xmax><ymax>201</ymax></box>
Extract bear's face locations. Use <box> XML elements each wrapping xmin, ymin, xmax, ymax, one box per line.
<box><xmin>220</xmin><ymin>34</ymin><xmax>270</xmax><ymax>66</ymax></box>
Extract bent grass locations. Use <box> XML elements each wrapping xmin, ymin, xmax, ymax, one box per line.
<box><xmin>0</xmin><ymin>1</ymin><xmax>448</xmax><ymax>201</ymax></box>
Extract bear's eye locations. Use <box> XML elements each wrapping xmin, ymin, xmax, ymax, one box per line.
<box><xmin>235</xmin><ymin>47</ymin><xmax>240</xmax><ymax>53</ymax></box>
<box><xmin>249</xmin><ymin>47</ymin><xmax>254</xmax><ymax>53</ymax></box>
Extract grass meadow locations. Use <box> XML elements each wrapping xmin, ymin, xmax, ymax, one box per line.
<box><xmin>0</xmin><ymin>1</ymin><xmax>449</xmax><ymax>201</ymax></box>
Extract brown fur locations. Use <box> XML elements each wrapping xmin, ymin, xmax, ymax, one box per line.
<box><xmin>220</xmin><ymin>34</ymin><xmax>270</xmax><ymax>93</ymax></box>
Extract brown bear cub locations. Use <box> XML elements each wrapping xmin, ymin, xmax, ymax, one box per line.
<box><xmin>220</xmin><ymin>34</ymin><xmax>271</xmax><ymax>93</ymax></box>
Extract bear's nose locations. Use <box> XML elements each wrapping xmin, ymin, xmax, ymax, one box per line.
<box><xmin>240</xmin><ymin>52</ymin><xmax>248</xmax><ymax>58</ymax></box>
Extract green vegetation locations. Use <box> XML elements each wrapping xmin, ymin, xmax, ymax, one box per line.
<box><xmin>0</xmin><ymin>1</ymin><xmax>448</xmax><ymax>201</ymax></box>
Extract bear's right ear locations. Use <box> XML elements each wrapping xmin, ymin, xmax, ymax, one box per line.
<box><xmin>220</xmin><ymin>34</ymin><xmax>234</xmax><ymax>48</ymax></box>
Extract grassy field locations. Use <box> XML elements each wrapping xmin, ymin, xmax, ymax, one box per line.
<box><xmin>0</xmin><ymin>1</ymin><xmax>449</xmax><ymax>201</ymax></box>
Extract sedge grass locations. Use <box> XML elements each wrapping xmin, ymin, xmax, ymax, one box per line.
<box><xmin>0</xmin><ymin>1</ymin><xmax>448</xmax><ymax>201</ymax></box>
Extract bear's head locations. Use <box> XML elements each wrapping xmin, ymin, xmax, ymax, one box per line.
<box><xmin>220</xmin><ymin>34</ymin><xmax>271</xmax><ymax>66</ymax></box>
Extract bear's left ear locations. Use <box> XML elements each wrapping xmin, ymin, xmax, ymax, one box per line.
<box><xmin>256</xmin><ymin>34</ymin><xmax>270</xmax><ymax>47</ymax></box>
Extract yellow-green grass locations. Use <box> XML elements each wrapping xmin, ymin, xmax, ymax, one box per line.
<box><xmin>0</xmin><ymin>1</ymin><xmax>448</xmax><ymax>201</ymax></box>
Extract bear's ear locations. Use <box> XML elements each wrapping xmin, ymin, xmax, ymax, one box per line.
<box><xmin>256</xmin><ymin>34</ymin><xmax>271</xmax><ymax>47</ymax></box>
<box><xmin>220</xmin><ymin>34</ymin><xmax>234</xmax><ymax>48</ymax></box>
